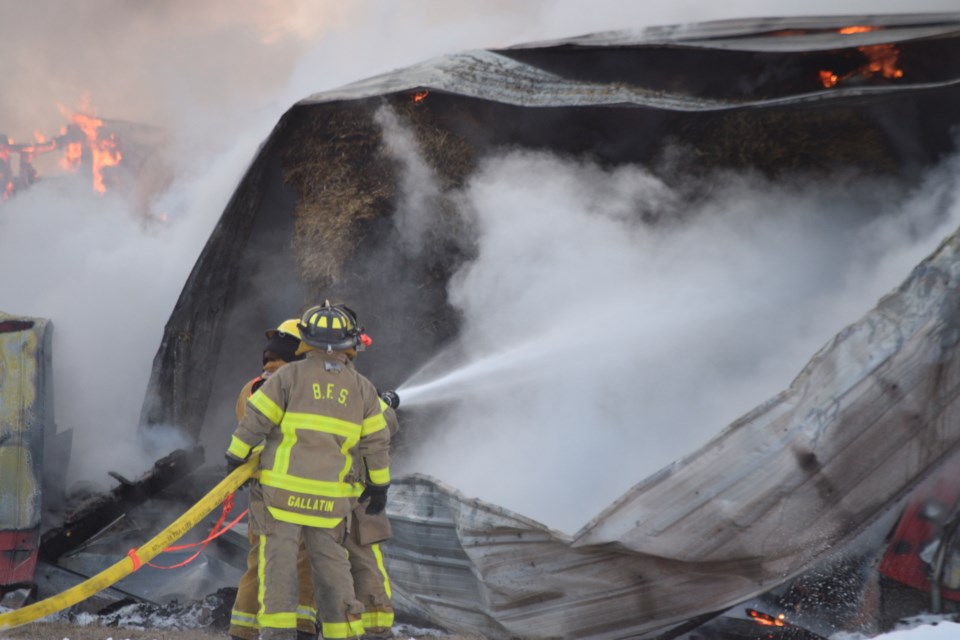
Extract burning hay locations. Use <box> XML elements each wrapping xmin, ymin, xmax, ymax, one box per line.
<box><xmin>280</xmin><ymin>95</ymin><xmax>474</xmax><ymax>292</ymax></box>
<box><xmin>282</xmin><ymin>103</ymin><xmax>396</xmax><ymax>290</ymax></box>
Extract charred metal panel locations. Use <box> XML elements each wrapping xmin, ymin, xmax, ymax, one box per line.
<box><xmin>38</xmin><ymin>447</ymin><xmax>205</xmax><ymax>563</ymax></box>
<box><xmin>0</xmin><ymin>313</ymin><xmax>52</xmax><ymax>586</ymax></box>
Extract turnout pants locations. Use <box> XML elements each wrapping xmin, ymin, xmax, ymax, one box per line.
<box><xmin>230</xmin><ymin>486</ymin><xmax>317</xmax><ymax>640</ymax></box>
<box><xmin>345</xmin><ymin>505</ymin><xmax>394</xmax><ymax>637</ymax></box>
<box><xmin>259</xmin><ymin>518</ymin><xmax>364</xmax><ymax>640</ymax></box>
<box><xmin>229</xmin><ymin>529</ymin><xmax>317</xmax><ymax>639</ymax></box>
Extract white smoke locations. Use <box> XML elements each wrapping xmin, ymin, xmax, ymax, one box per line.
<box><xmin>0</xmin><ymin>0</ymin><xmax>956</xmax><ymax>489</ymax></box>
<box><xmin>397</xmin><ymin>148</ymin><xmax>960</xmax><ymax>534</ymax></box>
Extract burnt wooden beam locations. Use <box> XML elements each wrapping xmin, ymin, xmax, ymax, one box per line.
<box><xmin>39</xmin><ymin>447</ymin><xmax>205</xmax><ymax>563</ymax></box>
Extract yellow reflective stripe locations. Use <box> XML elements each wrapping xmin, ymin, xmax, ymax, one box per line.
<box><xmin>296</xmin><ymin>605</ymin><xmax>317</xmax><ymax>621</ymax></box>
<box><xmin>272</xmin><ymin>413</ymin><xmax>362</xmax><ymax>479</ymax></box>
<box><xmin>368</xmin><ymin>468</ymin><xmax>391</xmax><ymax>485</ymax></box>
<box><xmin>227</xmin><ymin>437</ymin><xmax>252</xmax><ymax>460</ymax></box>
<box><xmin>283</xmin><ymin>412</ymin><xmax>362</xmax><ymax>439</ymax></box>
<box><xmin>257</xmin><ymin>534</ymin><xmax>267</xmax><ymax>622</ymax></box>
<box><xmin>371</xmin><ymin>543</ymin><xmax>392</xmax><ymax>599</ymax></box>
<box><xmin>268</xmin><ymin>506</ymin><xmax>342</xmax><ymax>528</ymax></box>
<box><xmin>259</xmin><ymin>470</ymin><xmax>358</xmax><ymax>497</ymax></box>
<box><xmin>348</xmin><ymin>481</ymin><xmax>364</xmax><ymax>498</ymax></box>
<box><xmin>322</xmin><ymin>619</ymin><xmax>365</xmax><ymax>639</ymax></box>
<box><xmin>249</xmin><ymin>390</ymin><xmax>284</xmax><ymax>425</ymax></box>
<box><xmin>362</xmin><ymin>412</ymin><xmax>387</xmax><ymax>436</ymax></box>
<box><xmin>361</xmin><ymin>610</ymin><xmax>395</xmax><ymax>628</ymax></box>
<box><xmin>274</xmin><ymin>418</ymin><xmax>297</xmax><ymax>476</ymax></box>
<box><xmin>258</xmin><ymin>611</ymin><xmax>298</xmax><ymax>629</ymax></box>
<box><xmin>338</xmin><ymin>436</ymin><xmax>359</xmax><ymax>484</ymax></box>
<box><xmin>230</xmin><ymin>610</ymin><xmax>257</xmax><ymax>628</ymax></box>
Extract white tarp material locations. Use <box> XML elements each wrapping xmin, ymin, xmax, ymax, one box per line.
<box><xmin>385</xmin><ymin>227</ymin><xmax>960</xmax><ymax>638</ymax></box>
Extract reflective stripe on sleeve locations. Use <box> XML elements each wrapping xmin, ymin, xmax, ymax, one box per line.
<box><xmin>248</xmin><ymin>390</ymin><xmax>284</xmax><ymax>425</ymax></box>
<box><xmin>227</xmin><ymin>436</ymin><xmax>252</xmax><ymax>460</ymax></box>
<box><xmin>361</xmin><ymin>412</ymin><xmax>387</xmax><ymax>436</ymax></box>
<box><xmin>368</xmin><ymin>467</ymin><xmax>391</xmax><ymax>486</ymax></box>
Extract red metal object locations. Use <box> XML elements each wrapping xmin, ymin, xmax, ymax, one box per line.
<box><xmin>878</xmin><ymin>456</ymin><xmax>960</xmax><ymax>601</ymax></box>
<box><xmin>0</xmin><ymin>530</ymin><xmax>39</xmax><ymax>584</ymax></box>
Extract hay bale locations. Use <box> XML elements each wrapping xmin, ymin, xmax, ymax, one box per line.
<box><xmin>281</xmin><ymin>96</ymin><xmax>476</xmax><ymax>292</ymax></box>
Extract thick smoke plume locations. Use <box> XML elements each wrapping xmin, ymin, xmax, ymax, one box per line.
<box><xmin>0</xmin><ymin>0</ymin><xmax>956</xmax><ymax>492</ymax></box>
<box><xmin>395</xmin><ymin>141</ymin><xmax>960</xmax><ymax>533</ymax></box>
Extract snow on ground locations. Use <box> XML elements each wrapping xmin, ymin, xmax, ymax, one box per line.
<box><xmin>836</xmin><ymin>616</ymin><xmax>960</xmax><ymax>639</ymax></box>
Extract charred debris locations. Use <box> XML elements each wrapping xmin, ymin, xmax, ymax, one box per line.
<box><xmin>3</xmin><ymin>12</ymin><xmax>960</xmax><ymax>639</ymax></box>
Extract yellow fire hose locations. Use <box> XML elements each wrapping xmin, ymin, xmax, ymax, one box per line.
<box><xmin>0</xmin><ymin>456</ymin><xmax>258</xmax><ymax>631</ymax></box>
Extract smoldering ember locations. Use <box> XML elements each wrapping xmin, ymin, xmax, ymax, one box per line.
<box><xmin>4</xmin><ymin>11</ymin><xmax>960</xmax><ymax>640</ymax></box>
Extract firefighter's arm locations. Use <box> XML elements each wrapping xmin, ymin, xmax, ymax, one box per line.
<box><xmin>358</xmin><ymin>381</ymin><xmax>391</xmax><ymax>486</ymax></box>
<box><xmin>378</xmin><ymin>396</ymin><xmax>401</xmax><ymax>438</ymax></box>
<box><xmin>234</xmin><ymin>378</ymin><xmax>257</xmax><ymax>422</ymax></box>
<box><xmin>226</xmin><ymin>375</ymin><xmax>285</xmax><ymax>462</ymax></box>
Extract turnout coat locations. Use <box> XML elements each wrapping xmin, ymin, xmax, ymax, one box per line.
<box><xmin>227</xmin><ymin>350</ymin><xmax>390</xmax><ymax>528</ymax></box>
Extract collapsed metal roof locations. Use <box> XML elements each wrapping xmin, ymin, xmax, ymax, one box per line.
<box><xmin>302</xmin><ymin>12</ymin><xmax>960</xmax><ymax>109</ymax></box>
<box><xmin>126</xmin><ymin>12</ymin><xmax>960</xmax><ymax>639</ymax></box>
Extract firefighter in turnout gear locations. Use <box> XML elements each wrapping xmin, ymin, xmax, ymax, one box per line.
<box><xmin>229</xmin><ymin>319</ymin><xmax>317</xmax><ymax>640</ymax></box>
<box><xmin>344</xmin><ymin>389</ymin><xmax>400</xmax><ymax>637</ymax></box>
<box><xmin>225</xmin><ymin>302</ymin><xmax>391</xmax><ymax>640</ymax></box>
<box><xmin>305</xmin><ymin>303</ymin><xmax>400</xmax><ymax>637</ymax></box>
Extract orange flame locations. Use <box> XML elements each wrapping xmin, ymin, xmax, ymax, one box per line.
<box><xmin>68</xmin><ymin>112</ymin><xmax>122</xmax><ymax>193</ymax></box>
<box><xmin>1</xmin><ymin>101</ymin><xmax>127</xmax><ymax>201</ymax></box>
<box><xmin>819</xmin><ymin>26</ymin><xmax>904</xmax><ymax>88</ymax></box>
<box><xmin>747</xmin><ymin>609</ymin><xmax>786</xmax><ymax>627</ymax></box>
<box><xmin>412</xmin><ymin>89</ymin><xmax>430</xmax><ymax>104</ymax></box>
<box><xmin>839</xmin><ymin>25</ymin><xmax>877</xmax><ymax>34</ymax></box>
<box><xmin>60</xmin><ymin>141</ymin><xmax>84</xmax><ymax>171</ymax></box>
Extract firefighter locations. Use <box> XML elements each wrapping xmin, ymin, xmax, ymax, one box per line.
<box><xmin>345</xmin><ymin>388</ymin><xmax>401</xmax><ymax>637</ymax></box>
<box><xmin>229</xmin><ymin>319</ymin><xmax>317</xmax><ymax>640</ymax></box>
<box><xmin>230</xmin><ymin>315</ymin><xmax>401</xmax><ymax>639</ymax></box>
<box><xmin>225</xmin><ymin>302</ymin><xmax>390</xmax><ymax>640</ymax></box>
<box><xmin>301</xmin><ymin>302</ymin><xmax>399</xmax><ymax>637</ymax></box>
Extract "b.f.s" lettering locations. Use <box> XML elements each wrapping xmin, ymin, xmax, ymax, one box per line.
<box><xmin>312</xmin><ymin>382</ymin><xmax>349</xmax><ymax>405</ymax></box>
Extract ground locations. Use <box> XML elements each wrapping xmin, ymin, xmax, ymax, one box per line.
<box><xmin>0</xmin><ymin>622</ymin><xmax>481</xmax><ymax>640</ymax></box>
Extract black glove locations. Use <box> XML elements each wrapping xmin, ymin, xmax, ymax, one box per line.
<box><xmin>380</xmin><ymin>390</ymin><xmax>400</xmax><ymax>410</ymax></box>
<box><xmin>358</xmin><ymin>484</ymin><xmax>389</xmax><ymax>515</ymax></box>
<box><xmin>225</xmin><ymin>454</ymin><xmax>251</xmax><ymax>489</ymax></box>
